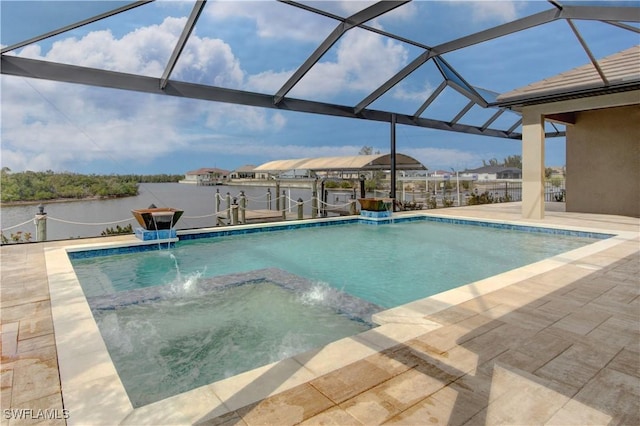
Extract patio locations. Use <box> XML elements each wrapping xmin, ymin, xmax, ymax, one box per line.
<box><xmin>1</xmin><ymin>203</ymin><xmax>638</xmax><ymax>425</ymax></box>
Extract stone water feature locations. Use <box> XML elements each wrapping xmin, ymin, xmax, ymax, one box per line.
<box><xmin>358</xmin><ymin>198</ymin><xmax>393</xmax><ymax>218</ymax></box>
<box><xmin>131</xmin><ymin>205</ymin><xmax>183</xmax><ymax>241</ymax></box>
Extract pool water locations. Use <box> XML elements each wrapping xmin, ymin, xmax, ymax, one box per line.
<box><xmin>74</xmin><ymin>220</ymin><xmax>598</xmax><ymax>308</ymax></box>
<box><xmin>71</xmin><ymin>219</ymin><xmax>601</xmax><ymax>407</ymax></box>
<box><xmin>90</xmin><ymin>279</ymin><xmax>373</xmax><ymax>407</ymax></box>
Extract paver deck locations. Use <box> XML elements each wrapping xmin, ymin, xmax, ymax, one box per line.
<box><xmin>1</xmin><ymin>203</ymin><xmax>638</xmax><ymax>425</ymax></box>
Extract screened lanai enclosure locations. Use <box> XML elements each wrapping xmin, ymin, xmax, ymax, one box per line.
<box><xmin>1</xmin><ymin>1</ymin><xmax>639</xmax><ymax>216</ymax></box>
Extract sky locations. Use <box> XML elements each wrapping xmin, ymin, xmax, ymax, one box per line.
<box><xmin>1</xmin><ymin>0</ymin><xmax>637</xmax><ymax>175</ymax></box>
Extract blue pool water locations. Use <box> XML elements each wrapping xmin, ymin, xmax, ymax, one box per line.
<box><xmin>70</xmin><ymin>218</ymin><xmax>605</xmax><ymax>407</ymax></box>
<box><xmin>74</xmin><ymin>220</ymin><xmax>600</xmax><ymax>308</ymax></box>
<box><xmin>90</xmin><ymin>276</ymin><xmax>374</xmax><ymax>407</ymax></box>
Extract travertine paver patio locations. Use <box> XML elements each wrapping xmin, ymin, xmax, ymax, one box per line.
<box><xmin>209</xmin><ymin>241</ymin><xmax>638</xmax><ymax>425</ymax></box>
<box><xmin>1</xmin><ymin>203</ymin><xmax>638</xmax><ymax>425</ymax></box>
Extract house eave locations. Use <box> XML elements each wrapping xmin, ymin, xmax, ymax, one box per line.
<box><xmin>492</xmin><ymin>82</ymin><xmax>640</xmax><ymax>111</ymax></box>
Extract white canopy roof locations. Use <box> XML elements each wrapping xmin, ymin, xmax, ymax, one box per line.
<box><xmin>254</xmin><ymin>154</ymin><xmax>426</xmax><ymax>172</ymax></box>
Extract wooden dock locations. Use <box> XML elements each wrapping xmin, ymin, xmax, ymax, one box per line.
<box><xmin>215</xmin><ymin>209</ymin><xmax>287</xmax><ymax>226</ymax></box>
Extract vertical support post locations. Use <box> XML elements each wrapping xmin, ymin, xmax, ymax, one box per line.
<box><xmin>390</xmin><ymin>113</ymin><xmax>397</xmax><ymax>210</ymax></box>
<box><xmin>456</xmin><ymin>171</ymin><xmax>460</xmax><ymax>206</ymax></box>
<box><xmin>231</xmin><ymin>198</ymin><xmax>239</xmax><ymax>225</ymax></box>
<box><xmin>283</xmin><ymin>190</ymin><xmax>287</xmax><ymax>213</ymax></box>
<box><xmin>215</xmin><ymin>188</ymin><xmax>220</xmax><ymax>214</ymax></box>
<box><xmin>239</xmin><ymin>191</ymin><xmax>246</xmax><ymax>223</ymax></box>
<box><xmin>323</xmin><ymin>189</ymin><xmax>328</xmax><ymax>217</ymax></box>
<box><xmin>225</xmin><ymin>192</ymin><xmax>231</xmax><ymax>219</ymax></box>
<box><xmin>297</xmin><ymin>198</ymin><xmax>304</xmax><ymax>220</ymax></box>
<box><xmin>267</xmin><ymin>188</ymin><xmax>272</xmax><ymax>210</ymax></box>
<box><xmin>522</xmin><ymin>108</ymin><xmax>546</xmax><ymax>219</ymax></box>
<box><xmin>359</xmin><ymin>175</ymin><xmax>365</xmax><ymax>199</ymax></box>
<box><xmin>312</xmin><ymin>179</ymin><xmax>318</xmax><ymax>219</ymax></box>
<box><xmin>275</xmin><ymin>181</ymin><xmax>280</xmax><ymax>212</ymax></box>
<box><xmin>35</xmin><ymin>204</ymin><xmax>47</xmax><ymax>242</ymax></box>
<box><xmin>402</xmin><ymin>178</ymin><xmax>405</xmax><ymax>203</ymax></box>
<box><xmin>320</xmin><ymin>180</ymin><xmax>326</xmax><ymax>217</ymax></box>
<box><xmin>425</xmin><ymin>177</ymin><xmax>429</xmax><ymax>200</ymax></box>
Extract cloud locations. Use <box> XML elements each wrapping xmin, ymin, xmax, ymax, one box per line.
<box><xmin>206</xmin><ymin>1</ymin><xmax>332</xmax><ymax>43</ymax></box>
<box><xmin>204</xmin><ymin>104</ymin><xmax>287</xmax><ymax>132</ymax></box>
<box><xmin>246</xmin><ymin>29</ymin><xmax>409</xmax><ymax>100</ymax></box>
<box><xmin>1</xmin><ymin>16</ymin><xmax>287</xmax><ymax>172</ymax></box>
<box><xmin>449</xmin><ymin>0</ymin><xmax>521</xmax><ymax>23</ymax></box>
<box><xmin>391</xmin><ymin>82</ymin><xmax>435</xmax><ymax>102</ymax></box>
<box><xmin>18</xmin><ymin>16</ymin><xmax>246</xmax><ymax>87</ymax></box>
<box><xmin>337</xmin><ymin>1</ymin><xmax>418</xmax><ymax>21</ymax></box>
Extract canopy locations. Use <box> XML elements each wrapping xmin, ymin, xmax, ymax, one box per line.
<box><xmin>254</xmin><ymin>154</ymin><xmax>426</xmax><ymax>173</ymax></box>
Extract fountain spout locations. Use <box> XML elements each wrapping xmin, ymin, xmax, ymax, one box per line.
<box><xmin>132</xmin><ymin>207</ymin><xmax>183</xmax><ymax>242</ymax></box>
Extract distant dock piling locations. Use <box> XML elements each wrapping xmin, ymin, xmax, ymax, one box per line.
<box><xmin>35</xmin><ymin>204</ymin><xmax>47</xmax><ymax>242</ymax></box>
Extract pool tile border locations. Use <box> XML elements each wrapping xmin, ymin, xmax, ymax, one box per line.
<box><xmin>45</xmin><ymin>213</ymin><xmax>635</xmax><ymax>425</ymax></box>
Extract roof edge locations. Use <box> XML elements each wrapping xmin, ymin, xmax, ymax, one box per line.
<box><xmin>493</xmin><ymin>82</ymin><xmax>640</xmax><ymax>109</ymax></box>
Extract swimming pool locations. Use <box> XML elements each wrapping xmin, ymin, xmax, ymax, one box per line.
<box><xmin>72</xmin><ymin>218</ymin><xmax>605</xmax><ymax>307</ymax></box>
<box><xmin>69</xmin><ymin>216</ymin><xmax>609</xmax><ymax>407</ymax></box>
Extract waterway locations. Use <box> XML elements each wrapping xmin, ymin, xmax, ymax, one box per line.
<box><xmin>1</xmin><ymin>183</ymin><xmax>357</xmax><ymax>241</ymax></box>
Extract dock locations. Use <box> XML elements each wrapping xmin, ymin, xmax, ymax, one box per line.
<box><xmin>215</xmin><ymin>209</ymin><xmax>292</xmax><ymax>226</ymax></box>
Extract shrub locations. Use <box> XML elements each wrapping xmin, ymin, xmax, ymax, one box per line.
<box><xmin>101</xmin><ymin>224</ymin><xmax>133</xmax><ymax>236</ymax></box>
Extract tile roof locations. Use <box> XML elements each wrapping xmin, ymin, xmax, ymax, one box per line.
<box><xmin>185</xmin><ymin>167</ymin><xmax>230</xmax><ymax>175</ymax></box>
<box><xmin>497</xmin><ymin>45</ymin><xmax>640</xmax><ymax>106</ymax></box>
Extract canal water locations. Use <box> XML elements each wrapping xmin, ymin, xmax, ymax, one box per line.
<box><xmin>1</xmin><ymin>183</ymin><xmax>358</xmax><ymax>241</ymax></box>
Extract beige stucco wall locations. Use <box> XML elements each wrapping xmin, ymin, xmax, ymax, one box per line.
<box><xmin>566</xmin><ymin>104</ymin><xmax>640</xmax><ymax>218</ymax></box>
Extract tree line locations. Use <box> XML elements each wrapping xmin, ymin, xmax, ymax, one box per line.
<box><xmin>0</xmin><ymin>169</ymin><xmax>183</xmax><ymax>203</ymax></box>
<box><xmin>481</xmin><ymin>155</ymin><xmax>522</xmax><ymax>169</ymax></box>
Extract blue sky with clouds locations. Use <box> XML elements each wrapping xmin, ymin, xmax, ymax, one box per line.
<box><xmin>1</xmin><ymin>1</ymin><xmax>637</xmax><ymax>174</ymax></box>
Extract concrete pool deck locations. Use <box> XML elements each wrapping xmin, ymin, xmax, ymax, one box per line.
<box><xmin>1</xmin><ymin>203</ymin><xmax>638</xmax><ymax>425</ymax></box>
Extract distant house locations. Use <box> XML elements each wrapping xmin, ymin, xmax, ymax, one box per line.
<box><xmin>230</xmin><ymin>165</ymin><xmax>258</xmax><ymax>179</ymax></box>
<box><xmin>429</xmin><ymin>170</ymin><xmax>453</xmax><ymax>178</ymax></box>
<box><xmin>181</xmin><ymin>168</ymin><xmax>230</xmax><ymax>185</ymax></box>
<box><xmin>460</xmin><ymin>166</ymin><xmax>522</xmax><ymax>181</ymax></box>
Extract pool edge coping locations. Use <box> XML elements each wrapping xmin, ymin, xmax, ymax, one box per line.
<box><xmin>45</xmin><ymin>213</ymin><xmax>638</xmax><ymax>425</ymax></box>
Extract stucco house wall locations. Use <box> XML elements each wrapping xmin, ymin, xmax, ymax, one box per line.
<box><xmin>566</xmin><ymin>104</ymin><xmax>639</xmax><ymax>217</ymax></box>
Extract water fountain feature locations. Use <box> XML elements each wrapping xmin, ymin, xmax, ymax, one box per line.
<box><xmin>358</xmin><ymin>198</ymin><xmax>393</xmax><ymax>219</ymax></box>
<box><xmin>131</xmin><ymin>205</ymin><xmax>183</xmax><ymax>245</ymax></box>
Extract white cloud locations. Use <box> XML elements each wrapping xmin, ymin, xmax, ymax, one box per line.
<box><xmin>391</xmin><ymin>82</ymin><xmax>435</xmax><ymax>102</ymax></box>
<box><xmin>337</xmin><ymin>1</ymin><xmax>417</xmax><ymax>21</ymax></box>
<box><xmin>1</xmin><ymin>16</ymin><xmax>287</xmax><ymax>172</ymax></box>
<box><xmin>204</xmin><ymin>103</ymin><xmax>287</xmax><ymax>132</ymax></box>
<box><xmin>245</xmin><ymin>69</ymin><xmax>292</xmax><ymax>94</ymax></box>
<box><xmin>206</xmin><ymin>1</ymin><xmax>332</xmax><ymax>43</ymax></box>
<box><xmin>449</xmin><ymin>0</ymin><xmax>521</xmax><ymax>23</ymax></box>
<box><xmin>247</xmin><ymin>29</ymin><xmax>409</xmax><ymax>100</ymax></box>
